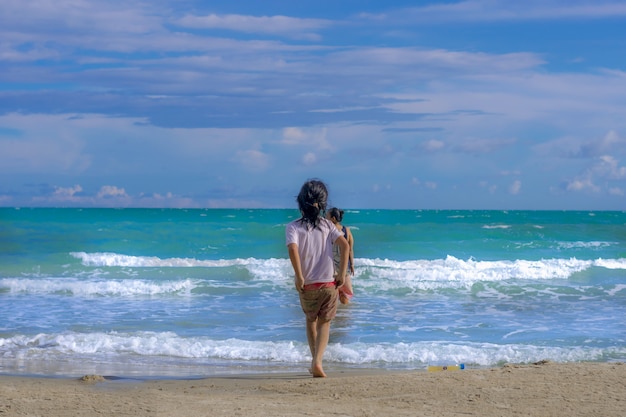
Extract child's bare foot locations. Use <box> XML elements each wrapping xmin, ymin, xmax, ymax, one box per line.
<box><xmin>311</xmin><ymin>363</ymin><xmax>326</xmax><ymax>378</ymax></box>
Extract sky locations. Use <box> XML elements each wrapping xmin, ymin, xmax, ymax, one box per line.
<box><xmin>1</xmin><ymin>0</ymin><xmax>626</xmax><ymax>210</ymax></box>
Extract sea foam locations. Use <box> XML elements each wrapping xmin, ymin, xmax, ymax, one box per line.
<box><xmin>1</xmin><ymin>331</ymin><xmax>622</xmax><ymax>371</ymax></box>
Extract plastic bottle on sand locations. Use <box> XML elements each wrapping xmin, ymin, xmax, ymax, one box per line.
<box><xmin>427</xmin><ymin>364</ymin><xmax>465</xmax><ymax>372</ymax></box>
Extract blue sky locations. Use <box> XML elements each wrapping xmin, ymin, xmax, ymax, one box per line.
<box><xmin>1</xmin><ymin>0</ymin><xmax>625</xmax><ymax>210</ymax></box>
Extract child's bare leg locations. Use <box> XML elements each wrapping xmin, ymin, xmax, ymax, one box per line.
<box><xmin>305</xmin><ymin>318</ymin><xmax>318</xmax><ymax>356</ymax></box>
<box><xmin>305</xmin><ymin>318</ymin><xmax>317</xmax><ymax>373</ymax></box>
<box><xmin>311</xmin><ymin>318</ymin><xmax>331</xmax><ymax>377</ymax></box>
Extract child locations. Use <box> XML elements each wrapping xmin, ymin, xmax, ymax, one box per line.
<box><xmin>286</xmin><ymin>179</ymin><xmax>349</xmax><ymax>377</ymax></box>
<box><xmin>327</xmin><ymin>207</ymin><xmax>355</xmax><ymax>304</ymax></box>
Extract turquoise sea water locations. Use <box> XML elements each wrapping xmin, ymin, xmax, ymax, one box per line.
<box><xmin>1</xmin><ymin>208</ymin><xmax>625</xmax><ymax>378</ymax></box>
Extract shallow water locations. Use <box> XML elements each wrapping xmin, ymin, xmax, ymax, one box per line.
<box><xmin>1</xmin><ymin>208</ymin><xmax>625</xmax><ymax>377</ymax></box>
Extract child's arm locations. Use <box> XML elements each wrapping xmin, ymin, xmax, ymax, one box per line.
<box><xmin>288</xmin><ymin>243</ymin><xmax>305</xmax><ymax>292</ymax></box>
<box><xmin>346</xmin><ymin>227</ymin><xmax>355</xmax><ymax>275</ymax></box>
<box><xmin>334</xmin><ymin>235</ymin><xmax>349</xmax><ymax>288</ymax></box>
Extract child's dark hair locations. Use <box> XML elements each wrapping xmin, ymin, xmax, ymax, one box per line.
<box><xmin>296</xmin><ymin>179</ymin><xmax>328</xmax><ymax>229</ymax></box>
<box><xmin>327</xmin><ymin>207</ymin><xmax>344</xmax><ymax>223</ymax></box>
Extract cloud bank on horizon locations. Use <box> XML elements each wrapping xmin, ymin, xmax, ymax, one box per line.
<box><xmin>1</xmin><ymin>0</ymin><xmax>625</xmax><ymax>210</ymax></box>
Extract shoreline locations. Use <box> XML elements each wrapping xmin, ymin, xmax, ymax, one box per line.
<box><xmin>1</xmin><ymin>362</ymin><xmax>624</xmax><ymax>416</ymax></box>
<box><xmin>0</xmin><ymin>365</ymin><xmax>405</xmax><ymax>382</ymax></box>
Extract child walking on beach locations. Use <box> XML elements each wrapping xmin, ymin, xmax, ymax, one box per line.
<box><xmin>286</xmin><ymin>179</ymin><xmax>349</xmax><ymax>378</ymax></box>
<box><xmin>327</xmin><ymin>207</ymin><xmax>355</xmax><ymax>304</ymax></box>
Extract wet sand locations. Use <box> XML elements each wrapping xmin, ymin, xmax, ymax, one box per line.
<box><xmin>1</xmin><ymin>362</ymin><xmax>624</xmax><ymax>416</ymax></box>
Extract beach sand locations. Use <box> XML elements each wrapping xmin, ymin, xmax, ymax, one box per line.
<box><xmin>1</xmin><ymin>362</ymin><xmax>624</xmax><ymax>416</ymax></box>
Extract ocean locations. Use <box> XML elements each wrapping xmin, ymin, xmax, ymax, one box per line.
<box><xmin>1</xmin><ymin>208</ymin><xmax>625</xmax><ymax>378</ymax></box>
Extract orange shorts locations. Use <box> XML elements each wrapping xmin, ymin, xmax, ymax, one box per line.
<box><xmin>299</xmin><ymin>285</ymin><xmax>338</xmax><ymax>321</ymax></box>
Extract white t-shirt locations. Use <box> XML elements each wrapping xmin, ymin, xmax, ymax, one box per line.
<box><xmin>285</xmin><ymin>217</ymin><xmax>343</xmax><ymax>285</ymax></box>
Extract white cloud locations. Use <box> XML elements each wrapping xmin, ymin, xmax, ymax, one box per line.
<box><xmin>411</xmin><ymin>178</ymin><xmax>437</xmax><ymax>189</ymax></box>
<box><xmin>420</xmin><ymin>140</ymin><xmax>445</xmax><ymax>152</ymax></box>
<box><xmin>538</xmin><ymin>131</ymin><xmax>626</xmax><ymax>159</ymax></box>
<box><xmin>282</xmin><ymin>127</ymin><xmax>307</xmax><ymax>145</ymax></box>
<box><xmin>455</xmin><ymin>138</ymin><xmax>517</xmax><ymax>154</ymax></box>
<box><xmin>235</xmin><ymin>149</ymin><xmax>271</xmax><ymax>172</ymax></box>
<box><xmin>594</xmin><ymin>155</ymin><xmax>626</xmax><ymax>179</ymax></box>
<box><xmin>0</xmin><ymin>113</ymin><xmax>91</xmax><ymax>174</ymax></box>
<box><xmin>302</xmin><ymin>152</ymin><xmax>317</xmax><ymax>166</ymax></box>
<box><xmin>0</xmin><ymin>43</ymin><xmax>61</xmax><ymax>62</ymax></box>
<box><xmin>54</xmin><ymin>185</ymin><xmax>83</xmax><ymax>197</ymax></box>
<box><xmin>280</xmin><ymin>127</ymin><xmax>332</xmax><ymax>151</ymax></box>
<box><xmin>203</xmin><ymin>198</ymin><xmax>267</xmax><ymax>209</ymax></box>
<box><xmin>136</xmin><ymin>192</ymin><xmax>200</xmax><ymax>208</ymax></box>
<box><xmin>565</xmin><ymin>155</ymin><xmax>626</xmax><ymax>194</ymax></box>
<box><xmin>566</xmin><ymin>178</ymin><xmax>600</xmax><ymax>192</ymax></box>
<box><xmin>582</xmin><ymin>130</ymin><xmax>626</xmax><ymax>158</ymax></box>
<box><xmin>334</xmin><ymin>48</ymin><xmax>543</xmax><ymax>75</ymax></box>
<box><xmin>175</xmin><ymin>13</ymin><xmax>330</xmax><ymax>39</ymax></box>
<box><xmin>509</xmin><ymin>180</ymin><xmax>521</xmax><ymax>195</ymax></box>
<box><xmin>0</xmin><ymin>0</ymin><xmax>162</xmax><ymax>35</ymax></box>
<box><xmin>32</xmin><ymin>185</ymin><xmax>204</xmax><ymax>208</ymax></box>
<box><xmin>1</xmin><ymin>1</ymin><xmax>625</xmax><ymax>210</ymax></box>
<box><xmin>402</xmin><ymin>0</ymin><xmax>626</xmax><ymax>22</ymax></box>
<box><xmin>480</xmin><ymin>181</ymin><xmax>498</xmax><ymax>194</ymax></box>
<box><xmin>563</xmin><ymin>155</ymin><xmax>626</xmax><ymax>193</ymax></box>
<box><xmin>500</xmin><ymin>170</ymin><xmax>522</xmax><ymax>176</ymax></box>
<box><xmin>97</xmin><ymin>185</ymin><xmax>128</xmax><ymax>199</ymax></box>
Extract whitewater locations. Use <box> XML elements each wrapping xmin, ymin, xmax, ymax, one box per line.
<box><xmin>1</xmin><ymin>208</ymin><xmax>625</xmax><ymax>378</ymax></box>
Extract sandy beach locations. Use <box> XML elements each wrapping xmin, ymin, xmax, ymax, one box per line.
<box><xmin>1</xmin><ymin>361</ymin><xmax>624</xmax><ymax>416</ymax></box>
